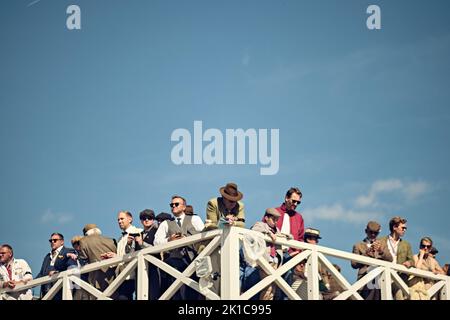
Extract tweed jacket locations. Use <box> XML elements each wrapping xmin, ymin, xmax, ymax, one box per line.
<box><xmin>206</xmin><ymin>197</ymin><xmax>245</xmax><ymax>228</ymax></box>
<box><xmin>351</xmin><ymin>238</ymin><xmax>393</xmax><ymax>279</ymax></box>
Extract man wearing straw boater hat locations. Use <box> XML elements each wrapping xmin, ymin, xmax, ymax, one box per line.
<box><xmin>205</xmin><ymin>182</ymin><xmax>246</xmax><ymax>229</ymax></box>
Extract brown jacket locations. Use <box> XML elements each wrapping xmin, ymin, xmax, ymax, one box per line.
<box><xmin>351</xmin><ymin>239</ymin><xmax>393</xmax><ymax>280</ymax></box>
<box><xmin>79</xmin><ymin>234</ymin><xmax>117</xmax><ymax>291</ymax></box>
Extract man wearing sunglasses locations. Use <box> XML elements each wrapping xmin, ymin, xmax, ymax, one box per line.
<box><xmin>275</xmin><ymin>187</ymin><xmax>305</xmax><ymax>252</ymax></box>
<box><xmin>36</xmin><ymin>233</ymin><xmax>77</xmax><ymax>299</ymax></box>
<box><xmin>378</xmin><ymin>216</ymin><xmax>414</xmax><ymax>300</ymax></box>
<box><xmin>154</xmin><ymin>195</ymin><xmax>204</xmax><ymax>299</ymax></box>
<box><xmin>134</xmin><ymin>209</ymin><xmax>160</xmax><ymax>300</ymax></box>
<box><xmin>351</xmin><ymin>221</ymin><xmax>393</xmax><ymax>300</ymax></box>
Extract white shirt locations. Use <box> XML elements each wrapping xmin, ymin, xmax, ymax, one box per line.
<box><xmin>280</xmin><ymin>214</ymin><xmax>291</xmax><ymax>251</ymax></box>
<box><xmin>0</xmin><ymin>258</ymin><xmax>33</xmax><ymax>300</ymax></box>
<box><xmin>387</xmin><ymin>235</ymin><xmax>400</xmax><ymax>264</ymax></box>
<box><xmin>50</xmin><ymin>246</ymin><xmax>63</xmax><ymax>266</ymax></box>
<box><xmin>116</xmin><ymin>225</ymin><xmax>143</xmax><ymax>257</ymax></box>
<box><xmin>115</xmin><ymin>225</ymin><xmax>143</xmax><ymax>281</ymax></box>
<box><xmin>154</xmin><ymin>213</ymin><xmax>205</xmax><ymax>246</ymax></box>
<box><xmin>281</xmin><ymin>214</ymin><xmax>291</xmax><ymax>235</ymax></box>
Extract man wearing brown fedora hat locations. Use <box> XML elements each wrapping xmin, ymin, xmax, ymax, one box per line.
<box><xmin>351</xmin><ymin>221</ymin><xmax>392</xmax><ymax>300</ymax></box>
<box><xmin>203</xmin><ymin>183</ymin><xmax>245</xmax><ymax>296</ymax></box>
<box><xmin>205</xmin><ymin>182</ymin><xmax>246</xmax><ymax>229</ymax></box>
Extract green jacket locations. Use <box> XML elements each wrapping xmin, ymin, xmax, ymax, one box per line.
<box><xmin>378</xmin><ymin>235</ymin><xmax>414</xmax><ymax>266</ymax></box>
<box><xmin>206</xmin><ymin>197</ymin><xmax>245</xmax><ymax>228</ymax></box>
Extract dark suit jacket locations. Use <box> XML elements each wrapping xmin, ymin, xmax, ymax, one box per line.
<box><xmin>135</xmin><ymin>226</ymin><xmax>158</xmax><ymax>250</ymax></box>
<box><xmin>37</xmin><ymin>246</ymin><xmax>77</xmax><ymax>297</ymax></box>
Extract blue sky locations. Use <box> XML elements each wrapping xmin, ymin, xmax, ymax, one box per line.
<box><xmin>1</xmin><ymin>0</ymin><xmax>450</xmax><ymax>286</ymax></box>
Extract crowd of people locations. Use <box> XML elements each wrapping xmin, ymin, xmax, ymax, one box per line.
<box><xmin>0</xmin><ymin>183</ymin><xmax>449</xmax><ymax>300</ymax></box>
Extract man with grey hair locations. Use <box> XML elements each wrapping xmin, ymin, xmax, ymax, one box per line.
<box><xmin>0</xmin><ymin>244</ymin><xmax>33</xmax><ymax>300</ymax></box>
<box><xmin>78</xmin><ymin>224</ymin><xmax>117</xmax><ymax>298</ymax></box>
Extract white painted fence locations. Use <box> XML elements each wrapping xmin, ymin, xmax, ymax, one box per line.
<box><xmin>1</xmin><ymin>227</ymin><xmax>448</xmax><ymax>300</ymax></box>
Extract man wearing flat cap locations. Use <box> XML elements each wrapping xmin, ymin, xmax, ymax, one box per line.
<box><xmin>78</xmin><ymin>224</ymin><xmax>117</xmax><ymax>298</ymax></box>
<box><xmin>249</xmin><ymin>208</ymin><xmax>282</xmax><ymax>300</ymax></box>
<box><xmin>205</xmin><ymin>182</ymin><xmax>246</xmax><ymax>229</ymax></box>
<box><xmin>351</xmin><ymin>221</ymin><xmax>393</xmax><ymax>300</ymax></box>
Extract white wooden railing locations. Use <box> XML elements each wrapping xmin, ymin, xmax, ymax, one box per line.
<box><xmin>1</xmin><ymin>226</ymin><xmax>449</xmax><ymax>300</ymax></box>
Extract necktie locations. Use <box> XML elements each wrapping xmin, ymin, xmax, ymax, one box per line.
<box><xmin>176</xmin><ymin>218</ymin><xmax>182</xmax><ymax>227</ymax></box>
<box><xmin>122</xmin><ymin>231</ymin><xmax>128</xmax><ymax>236</ymax></box>
<box><xmin>6</xmin><ymin>264</ymin><xmax>12</xmax><ymax>280</ymax></box>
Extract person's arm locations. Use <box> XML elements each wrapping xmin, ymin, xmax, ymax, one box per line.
<box><xmin>66</xmin><ymin>249</ymin><xmax>78</xmax><ymax>269</ymax></box>
<box><xmin>298</xmin><ymin>215</ymin><xmax>305</xmax><ymax>242</ymax></box>
<box><xmin>78</xmin><ymin>241</ymin><xmax>90</xmax><ymax>264</ymax></box>
<box><xmin>206</xmin><ymin>199</ymin><xmax>219</xmax><ymax>227</ymax></box>
<box><xmin>377</xmin><ymin>242</ymin><xmax>394</xmax><ymax>262</ymax></box>
<box><xmin>404</xmin><ymin>243</ymin><xmax>415</xmax><ymax>268</ymax></box>
<box><xmin>36</xmin><ymin>257</ymin><xmax>47</xmax><ymax>279</ymax></box>
<box><xmin>153</xmin><ymin>221</ymin><xmax>169</xmax><ymax>246</ymax></box>
<box><xmin>234</xmin><ymin>202</ymin><xmax>245</xmax><ymax>228</ymax></box>
<box><xmin>192</xmin><ymin>215</ymin><xmax>205</xmax><ymax>232</ymax></box>
<box><xmin>20</xmin><ymin>260</ymin><xmax>33</xmax><ymax>283</ymax></box>
<box><xmin>140</xmin><ymin>241</ymin><xmax>151</xmax><ymax>248</ymax></box>
<box><xmin>351</xmin><ymin>244</ymin><xmax>365</xmax><ymax>269</ymax></box>
<box><xmin>431</xmin><ymin>258</ymin><xmax>446</xmax><ymax>275</ymax></box>
<box><xmin>414</xmin><ymin>253</ymin><xmax>424</xmax><ymax>269</ymax></box>
<box><xmin>251</xmin><ymin>222</ymin><xmax>269</xmax><ymax>234</ymax></box>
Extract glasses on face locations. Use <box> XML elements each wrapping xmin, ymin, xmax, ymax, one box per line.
<box><xmin>141</xmin><ymin>217</ymin><xmax>153</xmax><ymax>221</ymax></box>
<box><xmin>49</xmin><ymin>238</ymin><xmax>62</xmax><ymax>243</ymax></box>
<box><xmin>368</xmin><ymin>231</ymin><xmax>380</xmax><ymax>235</ymax></box>
<box><xmin>420</xmin><ymin>244</ymin><xmax>432</xmax><ymax>249</ymax></box>
<box><xmin>291</xmin><ymin>199</ymin><xmax>301</xmax><ymax>205</ymax></box>
<box><xmin>223</xmin><ymin>199</ymin><xmax>237</xmax><ymax>205</ymax></box>
<box><xmin>170</xmin><ymin>203</ymin><xmax>180</xmax><ymax>208</ymax></box>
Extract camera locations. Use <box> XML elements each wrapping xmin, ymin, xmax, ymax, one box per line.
<box><xmin>128</xmin><ymin>233</ymin><xmax>141</xmax><ymax>237</ymax></box>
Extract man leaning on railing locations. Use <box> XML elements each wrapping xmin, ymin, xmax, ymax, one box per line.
<box><xmin>0</xmin><ymin>244</ymin><xmax>33</xmax><ymax>300</ymax></box>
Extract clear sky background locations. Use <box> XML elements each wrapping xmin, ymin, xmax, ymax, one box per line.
<box><xmin>1</xmin><ymin>0</ymin><xmax>450</xmax><ymax>289</ymax></box>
